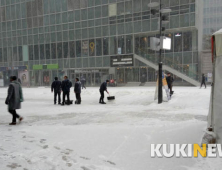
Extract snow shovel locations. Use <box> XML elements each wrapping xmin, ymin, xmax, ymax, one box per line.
<box><xmin>107</xmin><ymin>94</ymin><xmax>115</xmax><ymax>100</ymax></box>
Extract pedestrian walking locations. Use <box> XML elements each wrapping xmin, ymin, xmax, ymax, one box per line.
<box><xmin>81</xmin><ymin>76</ymin><xmax>86</xmax><ymax>89</ymax></box>
<box><xmin>99</xmin><ymin>80</ymin><xmax>109</xmax><ymax>104</ymax></box>
<box><xmin>51</xmin><ymin>77</ymin><xmax>62</xmax><ymax>105</ymax></box>
<box><xmin>200</xmin><ymin>74</ymin><xmax>206</xmax><ymax>88</ymax></box>
<box><xmin>74</xmin><ymin>78</ymin><xmax>81</xmax><ymax>104</ymax></box>
<box><xmin>61</xmin><ymin>76</ymin><xmax>72</xmax><ymax>105</ymax></box>
<box><xmin>166</xmin><ymin>73</ymin><xmax>174</xmax><ymax>96</ymax></box>
<box><xmin>5</xmin><ymin>76</ymin><xmax>24</xmax><ymax>125</ymax></box>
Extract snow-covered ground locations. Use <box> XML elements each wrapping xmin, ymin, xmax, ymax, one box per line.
<box><xmin>0</xmin><ymin>86</ymin><xmax>220</xmax><ymax>170</ymax></box>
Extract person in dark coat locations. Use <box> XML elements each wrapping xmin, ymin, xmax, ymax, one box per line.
<box><xmin>200</xmin><ymin>74</ymin><xmax>206</xmax><ymax>89</ymax></box>
<box><xmin>74</xmin><ymin>78</ymin><xmax>81</xmax><ymax>104</ymax></box>
<box><xmin>166</xmin><ymin>73</ymin><xmax>174</xmax><ymax>95</ymax></box>
<box><xmin>61</xmin><ymin>76</ymin><xmax>72</xmax><ymax>105</ymax></box>
<box><xmin>5</xmin><ymin>76</ymin><xmax>24</xmax><ymax>125</ymax></box>
<box><xmin>80</xmin><ymin>76</ymin><xmax>86</xmax><ymax>89</ymax></box>
<box><xmin>99</xmin><ymin>80</ymin><xmax>109</xmax><ymax>104</ymax></box>
<box><xmin>51</xmin><ymin>77</ymin><xmax>62</xmax><ymax>105</ymax></box>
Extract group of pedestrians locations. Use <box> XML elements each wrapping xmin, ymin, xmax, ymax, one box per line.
<box><xmin>51</xmin><ymin>76</ymin><xmax>81</xmax><ymax>105</ymax></box>
<box><xmin>51</xmin><ymin>76</ymin><xmax>110</xmax><ymax>105</ymax></box>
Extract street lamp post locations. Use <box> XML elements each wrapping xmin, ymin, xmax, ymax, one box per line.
<box><xmin>148</xmin><ymin>0</ymin><xmax>171</xmax><ymax>104</ymax></box>
<box><xmin>158</xmin><ymin>0</ymin><xmax>163</xmax><ymax>104</ymax></box>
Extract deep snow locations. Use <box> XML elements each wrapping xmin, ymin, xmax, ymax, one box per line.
<box><xmin>0</xmin><ymin>86</ymin><xmax>220</xmax><ymax>170</ymax></box>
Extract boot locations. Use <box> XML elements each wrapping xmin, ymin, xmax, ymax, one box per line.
<box><xmin>101</xmin><ymin>100</ymin><xmax>106</xmax><ymax>104</ymax></box>
<box><xmin>19</xmin><ymin>117</ymin><xmax>23</xmax><ymax>123</ymax></box>
<box><xmin>9</xmin><ymin>122</ymin><xmax>16</xmax><ymax>125</ymax></box>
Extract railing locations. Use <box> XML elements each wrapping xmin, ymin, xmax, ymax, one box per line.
<box><xmin>136</xmin><ymin>48</ymin><xmax>199</xmax><ymax>81</ymax></box>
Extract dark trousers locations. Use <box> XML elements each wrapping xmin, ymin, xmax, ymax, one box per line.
<box><xmin>168</xmin><ymin>84</ymin><xmax>173</xmax><ymax>94</ymax></box>
<box><xmin>54</xmin><ymin>91</ymin><xmax>61</xmax><ymax>104</ymax></box>
<box><xmin>200</xmin><ymin>81</ymin><xmax>206</xmax><ymax>88</ymax></box>
<box><xmin>9</xmin><ymin>109</ymin><xmax>20</xmax><ymax>123</ymax></box>
<box><xmin>75</xmin><ymin>93</ymin><xmax>81</xmax><ymax>104</ymax></box>
<box><xmin>62</xmin><ymin>91</ymin><xmax>70</xmax><ymax>104</ymax></box>
<box><xmin>100</xmin><ymin>91</ymin><xmax>104</xmax><ymax>102</ymax></box>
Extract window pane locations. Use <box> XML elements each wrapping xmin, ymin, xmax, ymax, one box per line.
<box><xmin>57</xmin><ymin>42</ymin><xmax>62</xmax><ymax>59</ymax></box>
<box><xmin>88</xmin><ymin>8</ymin><xmax>94</xmax><ymax>19</ymax></box>
<box><xmin>45</xmin><ymin>44</ymin><xmax>50</xmax><ymax>59</ymax></box>
<box><xmin>82</xmin><ymin>40</ymin><xmax>88</xmax><ymax>57</ymax></box>
<box><xmin>117</xmin><ymin>2</ymin><xmax>124</xmax><ymax>15</ymax></box>
<box><xmin>102</xmin><ymin>5</ymin><xmax>108</xmax><ymax>17</ymax></box>
<box><xmin>95</xmin><ymin>6</ymin><xmax>101</xmax><ymax>18</ymax></box>
<box><xmin>75</xmin><ymin>10</ymin><xmax>80</xmax><ymax>21</ymax></box>
<box><xmin>76</xmin><ymin>41</ymin><xmax>81</xmax><ymax>57</ymax></box>
<box><xmin>89</xmin><ymin>28</ymin><xmax>95</xmax><ymax>38</ymax></box>
<box><xmin>88</xmin><ymin>0</ymin><xmax>95</xmax><ymax>7</ymax></box>
<box><xmin>81</xmin><ymin>9</ymin><xmax>87</xmax><ymax>20</ymax></box>
<box><xmin>82</xmin><ymin>28</ymin><xmax>88</xmax><ymax>39</ymax></box>
<box><xmin>118</xmin><ymin>36</ymin><xmax>125</xmax><ymax>54</ymax></box>
<box><xmin>125</xmin><ymin>1</ymin><xmax>132</xmax><ymax>14</ymax></box>
<box><xmin>18</xmin><ymin>46</ymin><xmax>23</xmax><ymax>61</ymax></box>
<box><xmin>68</xmin><ymin>11</ymin><xmax>74</xmax><ymax>22</ymax></box>
<box><xmin>126</xmin><ymin>35</ymin><xmax>133</xmax><ymax>54</ymax></box>
<box><xmin>63</xmin><ymin>42</ymin><xmax>68</xmax><ymax>58</ymax></box>
<box><xmin>69</xmin><ymin>41</ymin><xmax>75</xmax><ymax>58</ymax></box>
<box><xmin>103</xmin><ymin>37</ymin><xmax>109</xmax><ymax>55</ymax></box>
<box><xmin>110</xmin><ymin>36</ymin><xmax>117</xmax><ymax>55</ymax></box>
<box><xmin>102</xmin><ymin>26</ymin><xmax>109</xmax><ymax>37</ymax></box>
<box><xmin>174</xmin><ymin>32</ymin><xmax>182</xmax><ymax>52</ymax></box>
<box><xmin>183</xmin><ymin>32</ymin><xmax>192</xmax><ymax>51</ymax></box>
<box><xmin>29</xmin><ymin>45</ymin><xmax>33</xmax><ymax>60</ymax></box>
<box><xmin>110</xmin><ymin>25</ymin><xmax>116</xmax><ymax>36</ymax></box>
<box><xmin>180</xmin><ymin>14</ymin><xmax>189</xmax><ymax>27</ymax></box>
<box><xmin>133</xmin><ymin>0</ymin><xmax>141</xmax><ymax>13</ymax></box>
<box><xmin>73</xmin><ymin>0</ymin><xmax>80</xmax><ymax>9</ymax></box>
<box><xmin>40</xmin><ymin>44</ymin><xmax>44</xmax><ymax>60</ymax></box>
<box><xmin>96</xmin><ymin>38</ymin><xmax>102</xmax><ymax>56</ymax></box>
<box><xmin>51</xmin><ymin>43</ymin><xmax>56</xmax><ymax>59</ymax></box>
<box><xmin>95</xmin><ymin>27</ymin><xmax>101</xmax><ymax>37</ymax></box>
<box><xmin>34</xmin><ymin>45</ymin><xmax>39</xmax><ymax>60</ymax></box>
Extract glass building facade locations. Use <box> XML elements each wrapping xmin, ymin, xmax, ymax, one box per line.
<box><xmin>202</xmin><ymin>0</ymin><xmax>222</xmax><ymax>49</ymax></box>
<box><xmin>0</xmin><ymin>0</ymin><xmax>198</xmax><ymax>86</ymax></box>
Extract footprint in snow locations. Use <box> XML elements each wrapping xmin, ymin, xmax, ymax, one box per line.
<box><xmin>40</xmin><ymin>139</ymin><xmax>46</xmax><ymax>143</ymax></box>
<box><xmin>81</xmin><ymin>166</ymin><xmax>91</xmax><ymax>170</ymax></box>
<box><xmin>7</xmin><ymin>163</ymin><xmax>22</xmax><ymax>169</ymax></box>
<box><xmin>80</xmin><ymin>156</ymin><xmax>90</xmax><ymax>160</ymax></box>
<box><xmin>54</xmin><ymin>146</ymin><xmax>61</xmax><ymax>150</ymax></box>
<box><xmin>104</xmin><ymin>160</ymin><xmax>116</xmax><ymax>165</ymax></box>
<box><xmin>43</xmin><ymin>145</ymin><xmax>48</xmax><ymax>149</ymax></box>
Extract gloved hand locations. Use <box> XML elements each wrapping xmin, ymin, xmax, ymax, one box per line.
<box><xmin>5</xmin><ymin>100</ymin><xmax>8</xmax><ymax>105</ymax></box>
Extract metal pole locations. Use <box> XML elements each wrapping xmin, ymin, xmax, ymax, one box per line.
<box><xmin>158</xmin><ymin>0</ymin><xmax>163</xmax><ymax>104</ymax></box>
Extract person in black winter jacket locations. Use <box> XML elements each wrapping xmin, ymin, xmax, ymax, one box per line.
<box><xmin>99</xmin><ymin>80</ymin><xmax>109</xmax><ymax>104</ymax></box>
<box><xmin>61</xmin><ymin>76</ymin><xmax>72</xmax><ymax>105</ymax></box>
<box><xmin>166</xmin><ymin>73</ymin><xmax>174</xmax><ymax>95</ymax></box>
<box><xmin>51</xmin><ymin>77</ymin><xmax>62</xmax><ymax>105</ymax></box>
<box><xmin>200</xmin><ymin>74</ymin><xmax>206</xmax><ymax>89</ymax></box>
<box><xmin>74</xmin><ymin>78</ymin><xmax>81</xmax><ymax>104</ymax></box>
